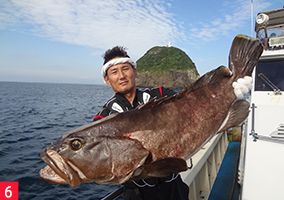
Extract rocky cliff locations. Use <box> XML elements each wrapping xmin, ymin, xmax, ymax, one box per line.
<box><xmin>135</xmin><ymin>46</ymin><xmax>200</xmax><ymax>89</ymax></box>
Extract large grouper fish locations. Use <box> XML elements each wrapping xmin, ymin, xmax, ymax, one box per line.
<box><xmin>39</xmin><ymin>34</ymin><xmax>263</xmax><ymax>188</ymax></box>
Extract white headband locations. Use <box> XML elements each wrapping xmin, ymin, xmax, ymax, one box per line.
<box><xmin>101</xmin><ymin>57</ymin><xmax>136</xmax><ymax>77</ymax></box>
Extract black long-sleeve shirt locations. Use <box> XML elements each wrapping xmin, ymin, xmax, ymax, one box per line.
<box><xmin>94</xmin><ymin>86</ymin><xmax>175</xmax><ymax>121</ymax></box>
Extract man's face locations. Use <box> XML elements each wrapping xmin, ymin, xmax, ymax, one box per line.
<box><xmin>104</xmin><ymin>62</ymin><xmax>137</xmax><ymax>94</ymax></box>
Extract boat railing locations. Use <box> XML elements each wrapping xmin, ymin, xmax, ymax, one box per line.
<box><xmin>249</xmin><ymin>103</ymin><xmax>284</xmax><ymax>144</ymax></box>
<box><xmin>180</xmin><ymin>130</ymin><xmax>229</xmax><ymax>200</ymax></box>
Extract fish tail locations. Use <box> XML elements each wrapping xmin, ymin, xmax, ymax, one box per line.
<box><xmin>229</xmin><ymin>34</ymin><xmax>263</xmax><ymax>78</ymax></box>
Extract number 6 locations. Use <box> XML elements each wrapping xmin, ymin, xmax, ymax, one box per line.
<box><xmin>5</xmin><ymin>186</ymin><xmax>12</xmax><ymax>198</ymax></box>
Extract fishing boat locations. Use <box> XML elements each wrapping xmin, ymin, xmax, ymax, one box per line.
<box><xmin>238</xmin><ymin>7</ymin><xmax>284</xmax><ymax>200</ymax></box>
<box><xmin>102</xmin><ymin>7</ymin><xmax>284</xmax><ymax>200</ymax></box>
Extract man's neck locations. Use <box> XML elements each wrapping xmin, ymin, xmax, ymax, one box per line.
<box><xmin>123</xmin><ymin>88</ymin><xmax>137</xmax><ymax>105</ymax></box>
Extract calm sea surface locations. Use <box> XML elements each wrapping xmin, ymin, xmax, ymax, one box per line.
<box><xmin>0</xmin><ymin>82</ymin><xmax>123</xmax><ymax>200</ymax></box>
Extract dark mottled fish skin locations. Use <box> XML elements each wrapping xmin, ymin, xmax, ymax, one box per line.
<box><xmin>39</xmin><ymin>35</ymin><xmax>263</xmax><ymax>187</ymax></box>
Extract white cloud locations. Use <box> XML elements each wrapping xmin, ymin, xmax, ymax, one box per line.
<box><xmin>0</xmin><ymin>0</ymin><xmax>272</xmax><ymax>60</ymax></box>
<box><xmin>0</xmin><ymin>0</ymin><xmax>182</xmax><ymax>59</ymax></box>
<box><xmin>187</xmin><ymin>0</ymin><xmax>271</xmax><ymax>42</ymax></box>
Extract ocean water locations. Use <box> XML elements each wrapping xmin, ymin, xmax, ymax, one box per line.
<box><xmin>0</xmin><ymin>82</ymin><xmax>123</xmax><ymax>200</ymax></box>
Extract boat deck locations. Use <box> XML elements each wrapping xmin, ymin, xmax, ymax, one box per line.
<box><xmin>208</xmin><ymin>142</ymin><xmax>241</xmax><ymax>200</ymax></box>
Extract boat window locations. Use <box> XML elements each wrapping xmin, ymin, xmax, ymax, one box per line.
<box><xmin>255</xmin><ymin>60</ymin><xmax>284</xmax><ymax>91</ymax></box>
<box><xmin>257</xmin><ymin>28</ymin><xmax>283</xmax><ymax>40</ymax></box>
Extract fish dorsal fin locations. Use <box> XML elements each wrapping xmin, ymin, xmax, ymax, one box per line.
<box><xmin>189</xmin><ymin>65</ymin><xmax>232</xmax><ymax>92</ymax></box>
<box><xmin>137</xmin><ymin>66</ymin><xmax>232</xmax><ymax>110</ymax></box>
<box><xmin>136</xmin><ymin>90</ymin><xmax>187</xmax><ymax>110</ymax></box>
<box><xmin>136</xmin><ymin>96</ymin><xmax>163</xmax><ymax>110</ymax></box>
<box><xmin>217</xmin><ymin>100</ymin><xmax>250</xmax><ymax>133</ymax></box>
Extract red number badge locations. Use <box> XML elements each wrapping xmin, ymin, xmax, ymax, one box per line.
<box><xmin>0</xmin><ymin>182</ymin><xmax>18</xmax><ymax>200</ymax></box>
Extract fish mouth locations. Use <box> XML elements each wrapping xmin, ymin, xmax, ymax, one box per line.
<box><xmin>39</xmin><ymin>148</ymin><xmax>86</xmax><ymax>188</ymax></box>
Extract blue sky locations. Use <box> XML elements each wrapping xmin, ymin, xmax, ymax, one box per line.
<box><xmin>0</xmin><ymin>0</ymin><xmax>283</xmax><ymax>85</ymax></box>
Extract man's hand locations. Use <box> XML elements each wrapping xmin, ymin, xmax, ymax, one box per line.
<box><xmin>232</xmin><ymin>76</ymin><xmax>253</xmax><ymax>100</ymax></box>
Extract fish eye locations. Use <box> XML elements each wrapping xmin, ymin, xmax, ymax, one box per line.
<box><xmin>71</xmin><ymin>140</ymin><xmax>82</xmax><ymax>150</ymax></box>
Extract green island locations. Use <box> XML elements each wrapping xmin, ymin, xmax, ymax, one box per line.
<box><xmin>135</xmin><ymin>46</ymin><xmax>200</xmax><ymax>89</ymax></box>
<box><xmin>136</xmin><ymin>46</ymin><xmax>197</xmax><ymax>73</ymax></box>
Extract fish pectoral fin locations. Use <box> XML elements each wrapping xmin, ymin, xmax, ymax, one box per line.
<box><xmin>137</xmin><ymin>157</ymin><xmax>188</xmax><ymax>179</ymax></box>
<box><xmin>218</xmin><ymin>100</ymin><xmax>250</xmax><ymax>133</ymax></box>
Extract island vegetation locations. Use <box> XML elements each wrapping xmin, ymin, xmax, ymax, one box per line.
<box><xmin>135</xmin><ymin>46</ymin><xmax>200</xmax><ymax>89</ymax></box>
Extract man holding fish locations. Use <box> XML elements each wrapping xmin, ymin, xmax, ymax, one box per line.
<box><xmin>94</xmin><ymin>44</ymin><xmax>254</xmax><ymax>200</ymax></box>
<box><xmin>39</xmin><ymin>35</ymin><xmax>263</xmax><ymax>200</ymax></box>
<box><xmin>94</xmin><ymin>46</ymin><xmax>189</xmax><ymax>200</ymax></box>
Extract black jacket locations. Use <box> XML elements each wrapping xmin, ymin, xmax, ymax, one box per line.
<box><xmin>94</xmin><ymin>86</ymin><xmax>175</xmax><ymax>121</ymax></box>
